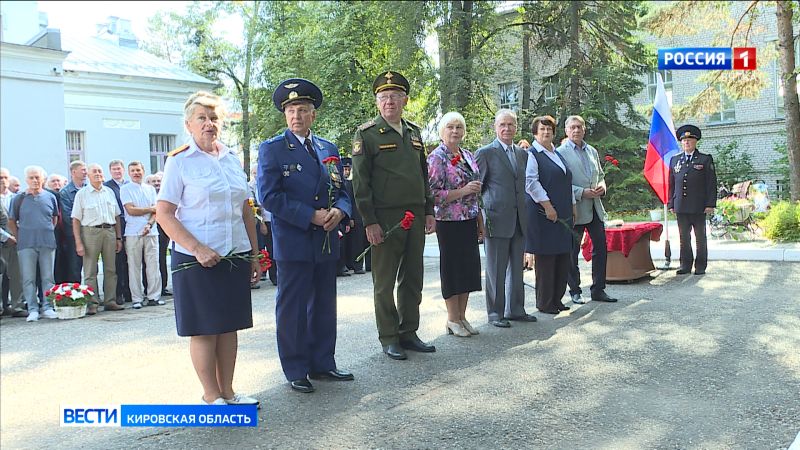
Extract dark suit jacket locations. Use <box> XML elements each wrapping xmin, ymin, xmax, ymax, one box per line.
<box><xmin>104</xmin><ymin>179</ymin><xmax>126</xmax><ymax>232</ymax></box>
<box><xmin>668</xmin><ymin>151</ymin><xmax>717</xmax><ymax>214</ymax></box>
<box><xmin>474</xmin><ymin>138</ymin><xmax>528</xmax><ymax>239</ymax></box>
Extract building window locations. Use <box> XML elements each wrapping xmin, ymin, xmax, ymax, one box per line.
<box><xmin>543</xmin><ymin>76</ymin><xmax>558</xmax><ymax>103</ymax></box>
<box><xmin>149</xmin><ymin>134</ymin><xmax>175</xmax><ymax>173</ymax></box>
<box><xmin>65</xmin><ymin>130</ymin><xmax>85</xmax><ymax>166</ymax></box>
<box><xmin>498</xmin><ymin>82</ymin><xmax>519</xmax><ymax>110</ymax></box>
<box><xmin>708</xmin><ymin>85</ymin><xmax>735</xmax><ymax>124</ymax></box>
<box><xmin>647</xmin><ymin>70</ymin><xmax>673</xmax><ymax>106</ymax></box>
<box><xmin>775</xmin><ymin>178</ymin><xmax>790</xmax><ymax>200</ymax></box>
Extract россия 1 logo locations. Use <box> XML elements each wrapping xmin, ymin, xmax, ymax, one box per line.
<box><xmin>658</xmin><ymin>47</ymin><xmax>756</xmax><ymax>70</ymax></box>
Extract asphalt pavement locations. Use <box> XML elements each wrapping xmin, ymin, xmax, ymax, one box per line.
<box><xmin>1</xmin><ymin>255</ymin><xmax>799</xmax><ymax>449</ymax></box>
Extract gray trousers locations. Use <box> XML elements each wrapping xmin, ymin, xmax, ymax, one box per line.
<box><xmin>17</xmin><ymin>247</ymin><xmax>55</xmax><ymax>312</ymax></box>
<box><xmin>483</xmin><ymin>225</ymin><xmax>526</xmax><ymax>321</ymax></box>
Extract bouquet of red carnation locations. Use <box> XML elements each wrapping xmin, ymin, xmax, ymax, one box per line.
<box><xmin>46</xmin><ymin>282</ymin><xmax>94</xmax><ymax>307</ymax></box>
<box><xmin>450</xmin><ymin>153</ymin><xmax>462</xmax><ymax>166</ymax></box>
<box><xmin>258</xmin><ymin>249</ymin><xmax>272</xmax><ymax>272</ymax></box>
<box><xmin>604</xmin><ymin>155</ymin><xmax>619</xmax><ymax>168</ymax></box>
<box><xmin>356</xmin><ymin>210</ymin><xmax>415</xmax><ymax>262</ymax></box>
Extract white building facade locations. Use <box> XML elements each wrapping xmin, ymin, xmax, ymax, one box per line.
<box><xmin>1</xmin><ymin>2</ymin><xmax>215</xmax><ymax>182</ymax></box>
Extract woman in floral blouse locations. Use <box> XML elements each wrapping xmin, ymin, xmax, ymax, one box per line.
<box><xmin>427</xmin><ymin>112</ymin><xmax>484</xmax><ymax>338</ymax></box>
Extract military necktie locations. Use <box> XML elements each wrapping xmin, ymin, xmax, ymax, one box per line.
<box><xmin>304</xmin><ymin>139</ymin><xmax>318</xmax><ymax>161</ymax></box>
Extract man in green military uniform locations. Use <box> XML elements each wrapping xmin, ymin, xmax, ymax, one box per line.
<box><xmin>352</xmin><ymin>71</ymin><xmax>436</xmax><ymax>361</ymax></box>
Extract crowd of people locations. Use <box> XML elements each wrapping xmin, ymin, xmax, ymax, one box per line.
<box><xmin>1</xmin><ymin>68</ymin><xmax>717</xmax><ymax>404</ymax></box>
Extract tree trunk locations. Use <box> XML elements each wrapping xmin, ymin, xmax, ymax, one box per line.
<box><xmin>776</xmin><ymin>0</ymin><xmax>800</xmax><ymax>201</ymax></box>
<box><xmin>439</xmin><ymin>1</ymin><xmax>473</xmax><ymax>112</ymax></box>
<box><xmin>567</xmin><ymin>1</ymin><xmax>582</xmax><ymax>115</ymax></box>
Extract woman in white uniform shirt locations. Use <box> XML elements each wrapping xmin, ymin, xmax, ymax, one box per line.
<box><xmin>156</xmin><ymin>91</ymin><xmax>260</xmax><ymax>407</ymax></box>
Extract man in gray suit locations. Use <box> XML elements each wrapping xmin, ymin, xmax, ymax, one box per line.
<box><xmin>556</xmin><ymin>115</ymin><xmax>617</xmax><ymax>304</ymax></box>
<box><xmin>475</xmin><ymin>109</ymin><xmax>537</xmax><ymax>327</ymax></box>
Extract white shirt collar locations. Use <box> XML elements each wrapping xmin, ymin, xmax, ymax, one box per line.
<box><xmin>292</xmin><ymin>130</ymin><xmax>314</xmax><ymax>146</ymax></box>
<box><xmin>532</xmin><ymin>140</ymin><xmax>555</xmax><ymax>153</ymax></box>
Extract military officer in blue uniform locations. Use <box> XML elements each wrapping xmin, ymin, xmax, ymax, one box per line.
<box><xmin>668</xmin><ymin>124</ymin><xmax>717</xmax><ymax>275</ymax></box>
<box><xmin>257</xmin><ymin>78</ymin><xmax>354</xmax><ymax>393</ymax></box>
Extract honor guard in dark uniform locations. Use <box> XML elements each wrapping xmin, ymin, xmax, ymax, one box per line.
<box><xmin>668</xmin><ymin>124</ymin><xmax>717</xmax><ymax>275</ymax></box>
<box><xmin>351</xmin><ymin>71</ymin><xmax>437</xmax><ymax>361</ymax></box>
<box><xmin>257</xmin><ymin>78</ymin><xmax>354</xmax><ymax>393</ymax></box>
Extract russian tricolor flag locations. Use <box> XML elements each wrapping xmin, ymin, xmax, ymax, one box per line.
<box><xmin>644</xmin><ymin>73</ymin><xmax>681</xmax><ymax>204</ymax></box>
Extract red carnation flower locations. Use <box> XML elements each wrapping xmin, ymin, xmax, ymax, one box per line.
<box><xmin>400</xmin><ymin>210</ymin><xmax>415</xmax><ymax>230</ymax></box>
<box><xmin>450</xmin><ymin>154</ymin><xmax>462</xmax><ymax>166</ymax></box>
<box><xmin>605</xmin><ymin>155</ymin><xmax>613</xmax><ymax>161</ymax></box>
<box><xmin>612</xmin><ymin>159</ymin><xmax>619</xmax><ymax>167</ymax></box>
<box><xmin>55</xmin><ymin>294</ymin><xmax>62</xmax><ymax>300</ymax></box>
<box><xmin>72</xmin><ymin>283</ymin><xmax>80</xmax><ymax>289</ymax></box>
<box><xmin>45</xmin><ymin>289</ymin><xmax>51</xmax><ymax>297</ymax></box>
<box><xmin>321</xmin><ymin>156</ymin><xmax>340</xmax><ymax>165</ymax></box>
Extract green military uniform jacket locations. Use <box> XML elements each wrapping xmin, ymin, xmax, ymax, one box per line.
<box><xmin>351</xmin><ymin>115</ymin><xmax>434</xmax><ymax>226</ymax></box>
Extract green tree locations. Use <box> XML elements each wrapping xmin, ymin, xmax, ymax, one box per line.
<box><xmin>644</xmin><ymin>0</ymin><xmax>800</xmax><ymax>201</ymax></box>
<box><xmin>712</xmin><ymin>141</ymin><xmax>756</xmax><ymax>189</ymax></box>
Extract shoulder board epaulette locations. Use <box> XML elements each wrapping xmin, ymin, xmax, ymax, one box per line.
<box><xmin>266</xmin><ymin>134</ymin><xmax>286</xmax><ymax>145</ymax></box>
<box><xmin>358</xmin><ymin>119</ymin><xmax>376</xmax><ymax>131</ymax></box>
<box><xmin>405</xmin><ymin>119</ymin><xmax>421</xmax><ymax>129</ymax></box>
<box><xmin>315</xmin><ymin>136</ymin><xmax>333</xmax><ymax>146</ymax></box>
<box><xmin>167</xmin><ymin>144</ymin><xmax>190</xmax><ymax>157</ymax></box>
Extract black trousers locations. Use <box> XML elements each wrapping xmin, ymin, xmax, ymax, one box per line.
<box><xmin>343</xmin><ymin>221</ymin><xmax>364</xmax><ymax>271</ymax></box>
<box><xmin>677</xmin><ymin>213</ymin><xmax>708</xmax><ymax>272</ymax></box>
<box><xmin>534</xmin><ymin>253</ymin><xmax>570</xmax><ymax>313</ymax></box>
<box><xmin>157</xmin><ymin>224</ymin><xmax>170</xmax><ymax>291</ymax></box>
<box><xmin>115</xmin><ymin>246</ymin><xmax>131</xmax><ymax>303</ymax></box>
<box><xmin>61</xmin><ymin>235</ymin><xmax>83</xmax><ymax>283</ymax></box>
<box><xmin>568</xmin><ymin>208</ymin><xmax>607</xmax><ymax>296</ymax></box>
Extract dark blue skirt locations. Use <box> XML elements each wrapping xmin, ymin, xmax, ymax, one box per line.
<box><xmin>171</xmin><ymin>251</ymin><xmax>253</xmax><ymax>336</ymax></box>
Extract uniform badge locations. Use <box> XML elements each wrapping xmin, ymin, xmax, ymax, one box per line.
<box><xmin>284</xmin><ymin>83</ymin><xmax>299</xmax><ymax>89</ymax></box>
<box><xmin>288</xmin><ymin>143</ymin><xmax>296</xmax><ymax>150</ymax></box>
<box><xmin>693</xmin><ymin>164</ymin><xmax>704</xmax><ymax>170</ymax></box>
<box><xmin>674</xmin><ymin>162</ymin><xmax>682</xmax><ymax>173</ymax></box>
<box><xmin>353</xmin><ymin>140</ymin><xmax>363</xmax><ymax>155</ymax></box>
<box><xmin>282</xmin><ymin>164</ymin><xmax>290</xmax><ymax>177</ymax></box>
<box><xmin>296</xmin><ymin>163</ymin><xmax>303</xmax><ymax>172</ymax></box>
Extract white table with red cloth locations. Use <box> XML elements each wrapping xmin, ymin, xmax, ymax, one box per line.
<box><xmin>581</xmin><ymin>222</ymin><xmax>663</xmax><ymax>281</ymax></box>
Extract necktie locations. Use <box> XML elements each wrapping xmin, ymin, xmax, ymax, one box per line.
<box><xmin>506</xmin><ymin>145</ymin><xmax>516</xmax><ymax>171</ymax></box>
<box><xmin>304</xmin><ymin>139</ymin><xmax>318</xmax><ymax>161</ymax></box>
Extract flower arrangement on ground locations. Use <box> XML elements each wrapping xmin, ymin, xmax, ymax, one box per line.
<box><xmin>46</xmin><ymin>283</ymin><xmax>94</xmax><ymax>307</ymax></box>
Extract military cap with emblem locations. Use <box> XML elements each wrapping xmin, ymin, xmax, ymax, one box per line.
<box><xmin>341</xmin><ymin>157</ymin><xmax>352</xmax><ymax>168</ymax></box>
<box><xmin>676</xmin><ymin>124</ymin><xmax>701</xmax><ymax>141</ymax></box>
<box><xmin>373</xmin><ymin>70</ymin><xmax>410</xmax><ymax>95</ymax></box>
<box><xmin>272</xmin><ymin>78</ymin><xmax>323</xmax><ymax>112</ymax></box>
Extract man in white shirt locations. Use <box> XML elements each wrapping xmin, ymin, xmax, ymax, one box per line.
<box><xmin>121</xmin><ymin>161</ymin><xmax>161</xmax><ymax>309</ymax></box>
<box><xmin>71</xmin><ymin>164</ymin><xmax>124</xmax><ymax>314</ymax></box>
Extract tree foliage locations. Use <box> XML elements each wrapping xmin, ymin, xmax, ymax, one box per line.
<box><xmin>712</xmin><ymin>140</ymin><xmax>756</xmax><ymax>189</ymax></box>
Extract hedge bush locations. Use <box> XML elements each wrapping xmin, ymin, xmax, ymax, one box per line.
<box><xmin>760</xmin><ymin>201</ymin><xmax>800</xmax><ymax>242</ymax></box>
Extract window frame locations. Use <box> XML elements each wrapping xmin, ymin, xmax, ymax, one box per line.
<box><xmin>647</xmin><ymin>70</ymin><xmax>673</xmax><ymax>106</ymax></box>
<box><xmin>65</xmin><ymin>130</ymin><xmax>85</xmax><ymax>169</ymax></box>
<box><xmin>498</xmin><ymin>82</ymin><xmax>520</xmax><ymax>111</ymax></box>
<box><xmin>707</xmin><ymin>85</ymin><xmax>736</xmax><ymax>125</ymax></box>
<box><xmin>149</xmin><ymin>134</ymin><xmax>176</xmax><ymax>174</ymax></box>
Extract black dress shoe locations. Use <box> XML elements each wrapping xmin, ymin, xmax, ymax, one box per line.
<box><xmin>290</xmin><ymin>378</ymin><xmax>315</xmax><ymax>393</ymax></box>
<box><xmin>591</xmin><ymin>291</ymin><xmax>618</xmax><ymax>302</ymax></box>
<box><xmin>508</xmin><ymin>314</ymin><xmax>538</xmax><ymax>322</ymax></box>
<box><xmin>336</xmin><ymin>270</ymin><xmax>351</xmax><ymax>277</ymax></box>
<box><xmin>694</xmin><ymin>270</ymin><xmax>706</xmax><ymax>275</ymax></box>
<box><xmin>675</xmin><ymin>268</ymin><xmax>691</xmax><ymax>275</ymax></box>
<box><xmin>489</xmin><ymin>319</ymin><xmax>511</xmax><ymax>328</ymax></box>
<box><xmin>309</xmin><ymin>369</ymin><xmax>354</xmax><ymax>381</ymax></box>
<box><xmin>399</xmin><ymin>336</ymin><xmax>436</xmax><ymax>353</ymax></box>
<box><xmin>538</xmin><ymin>309</ymin><xmax>559</xmax><ymax>314</ymax></box>
<box><xmin>353</xmin><ymin>269</ymin><xmax>366</xmax><ymax>274</ymax></box>
<box><xmin>557</xmin><ymin>304</ymin><xmax>571</xmax><ymax>311</ymax></box>
<box><xmin>383</xmin><ymin>344</ymin><xmax>407</xmax><ymax>360</ymax></box>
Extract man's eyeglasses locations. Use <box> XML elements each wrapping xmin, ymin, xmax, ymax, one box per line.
<box><xmin>377</xmin><ymin>93</ymin><xmax>406</xmax><ymax>102</ymax></box>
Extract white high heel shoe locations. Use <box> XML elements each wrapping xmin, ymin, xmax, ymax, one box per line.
<box><xmin>446</xmin><ymin>320</ymin><xmax>471</xmax><ymax>337</ymax></box>
<box><xmin>460</xmin><ymin>318</ymin><xmax>479</xmax><ymax>335</ymax></box>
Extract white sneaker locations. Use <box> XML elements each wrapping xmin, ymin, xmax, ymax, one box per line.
<box><xmin>224</xmin><ymin>393</ymin><xmax>260</xmax><ymax>408</ymax></box>
<box><xmin>201</xmin><ymin>397</ymin><xmax>226</xmax><ymax>405</ymax></box>
<box><xmin>132</xmin><ymin>302</ymin><xmax>142</xmax><ymax>309</ymax></box>
<box><xmin>41</xmin><ymin>309</ymin><xmax>58</xmax><ymax>319</ymax></box>
<box><xmin>156</xmin><ymin>299</ymin><xmax>165</xmax><ymax>306</ymax></box>
<box><xmin>26</xmin><ymin>311</ymin><xmax>40</xmax><ymax>322</ymax></box>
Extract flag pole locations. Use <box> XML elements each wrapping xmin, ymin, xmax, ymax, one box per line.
<box><xmin>660</xmin><ymin>203</ymin><xmax>671</xmax><ymax>269</ymax></box>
